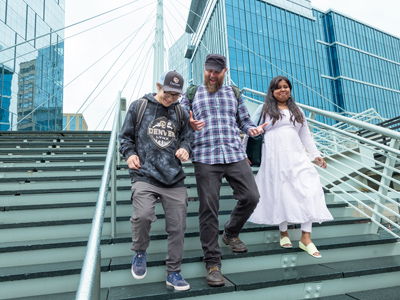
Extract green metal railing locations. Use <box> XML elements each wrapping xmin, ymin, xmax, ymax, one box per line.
<box><xmin>75</xmin><ymin>93</ymin><xmax>126</xmax><ymax>300</ymax></box>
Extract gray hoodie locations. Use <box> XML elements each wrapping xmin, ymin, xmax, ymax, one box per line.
<box><xmin>119</xmin><ymin>93</ymin><xmax>193</xmax><ymax>188</ymax></box>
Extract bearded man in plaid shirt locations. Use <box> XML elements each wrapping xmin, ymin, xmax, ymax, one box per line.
<box><xmin>180</xmin><ymin>54</ymin><xmax>267</xmax><ymax>287</ymax></box>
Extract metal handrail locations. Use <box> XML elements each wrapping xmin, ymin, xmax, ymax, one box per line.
<box><xmin>75</xmin><ymin>93</ymin><xmax>123</xmax><ymax>300</ymax></box>
<box><xmin>241</xmin><ymin>87</ymin><xmax>400</xmax><ymax>141</ymax></box>
<box><xmin>242</xmin><ymin>87</ymin><xmax>400</xmax><ymax>238</ymax></box>
<box><xmin>314</xmin><ymin>131</ymin><xmax>400</xmax><ymax>188</ymax></box>
<box><xmin>307</xmin><ymin>123</ymin><xmax>400</xmax><ymax>237</ymax></box>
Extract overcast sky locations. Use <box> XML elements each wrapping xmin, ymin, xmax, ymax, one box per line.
<box><xmin>63</xmin><ymin>0</ymin><xmax>400</xmax><ymax>130</ymax></box>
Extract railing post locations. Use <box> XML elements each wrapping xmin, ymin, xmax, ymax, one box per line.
<box><xmin>117</xmin><ymin>97</ymin><xmax>127</xmax><ymax>165</ymax></box>
<box><xmin>91</xmin><ymin>250</ymin><xmax>101</xmax><ymax>300</ymax></box>
<box><xmin>370</xmin><ymin>138</ymin><xmax>400</xmax><ymax>233</ymax></box>
<box><xmin>111</xmin><ymin>95</ymin><xmax>125</xmax><ymax>239</ymax></box>
<box><xmin>111</xmin><ymin>147</ymin><xmax>117</xmax><ymax>239</ymax></box>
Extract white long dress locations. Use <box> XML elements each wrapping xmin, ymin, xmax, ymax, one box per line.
<box><xmin>248</xmin><ymin>107</ymin><xmax>333</xmax><ymax>225</ymax></box>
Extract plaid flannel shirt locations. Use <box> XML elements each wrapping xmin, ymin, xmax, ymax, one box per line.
<box><xmin>180</xmin><ymin>84</ymin><xmax>256</xmax><ymax>165</ymax></box>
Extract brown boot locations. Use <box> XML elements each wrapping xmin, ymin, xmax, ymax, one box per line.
<box><xmin>222</xmin><ymin>232</ymin><xmax>248</xmax><ymax>253</ymax></box>
<box><xmin>206</xmin><ymin>266</ymin><xmax>225</xmax><ymax>287</ymax></box>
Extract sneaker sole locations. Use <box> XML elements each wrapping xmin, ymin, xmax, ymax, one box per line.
<box><xmin>131</xmin><ymin>267</ymin><xmax>147</xmax><ymax>280</ymax></box>
<box><xmin>166</xmin><ymin>281</ymin><xmax>190</xmax><ymax>291</ymax></box>
<box><xmin>222</xmin><ymin>235</ymin><xmax>248</xmax><ymax>253</ymax></box>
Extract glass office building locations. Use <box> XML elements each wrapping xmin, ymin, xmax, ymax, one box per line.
<box><xmin>63</xmin><ymin>113</ymin><xmax>88</xmax><ymax>131</ymax></box>
<box><xmin>314</xmin><ymin>8</ymin><xmax>400</xmax><ymax>119</ymax></box>
<box><xmin>168</xmin><ymin>32</ymin><xmax>192</xmax><ymax>90</ymax></box>
<box><xmin>0</xmin><ymin>0</ymin><xmax>65</xmax><ymax>131</ymax></box>
<box><xmin>178</xmin><ymin>0</ymin><xmax>400</xmax><ymax>121</ymax></box>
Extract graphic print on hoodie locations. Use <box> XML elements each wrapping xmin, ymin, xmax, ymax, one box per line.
<box><xmin>118</xmin><ymin>93</ymin><xmax>193</xmax><ymax>188</ymax></box>
<box><xmin>148</xmin><ymin>116</ymin><xmax>177</xmax><ymax>149</ymax></box>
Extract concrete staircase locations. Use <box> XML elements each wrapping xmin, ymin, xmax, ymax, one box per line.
<box><xmin>1</xmin><ymin>131</ymin><xmax>399</xmax><ymax>300</ymax></box>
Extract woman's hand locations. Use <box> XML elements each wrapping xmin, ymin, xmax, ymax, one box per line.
<box><xmin>315</xmin><ymin>156</ymin><xmax>327</xmax><ymax>169</ymax></box>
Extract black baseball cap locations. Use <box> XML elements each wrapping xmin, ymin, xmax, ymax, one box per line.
<box><xmin>158</xmin><ymin>70</ymin><xmax>184</xmax><ymax>94</ymax></box>
<box><xmin>204</xmin><ymin>54</ymin><xmax>226</xmax><ymax>72</ymax></box>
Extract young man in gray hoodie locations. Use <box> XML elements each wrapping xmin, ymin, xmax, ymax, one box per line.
<box><xmin>119</xmin><ymin>70</ymin><xmax>193</xmax><ymax>291</ymax></box>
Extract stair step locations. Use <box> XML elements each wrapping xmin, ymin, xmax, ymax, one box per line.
<box><xmin>346</xmin><ymin>285</ymin><xmax>400</xmax><ymax>300</ymax></box>
<box><xmin>0</xmin><ymin>155</ymin><xmax>107</xmax><ymax>164</ymax></box>
<box><xmin>0</xmin><ymin>235</ymin><xmax>400</xmax><ymax>282</ymax></box>
<box><xmin>0</xmin><ymin>171</ymin><xmax>258</xmax><ymax>183</ymax></box>
<box><xmin>0</xmin><ymin>219</ymin><xmax>384</xmax><ymax>269</ymax></box>
<box><xmin>0</xmin><ymin>165</ymin><xmax>105</xmax><ymax>172</ymax></box>
<box><xmin>0</xmin><ymin>130</ymin><xmax>110</xmax><ymax>136</ymax></box>
<box><xmin>0</xmin><ymin>258</ymin><xmax>110</xmax><ymax>282</ymax></box>
<box><xmin>0</xmin><ymin>141</ymin><xmax>109</xmax><ymax>148</ymax></box>
<box><xmin>0</xmin><ymin>166</ymin><xmax>130</xmax><ymax>178</ymax></box>
<box><xmin>0</xmin><ymin>183</ymin><xmax>233</xmax><ymax>198</ymax></box>
<box><xmin>0</xmin><ymin>148</ymin><xmax>108</xmax><ymax>155</ymax></box>
<box><xmin>0</xmin><ymin>215</ymin><xmax>371</xmax><ymax>243</ymax></box>
<box><xmin>109</xmin><ymin>234</ymin><xmax>399</xmax><ymax>273</ymax></box>
<box><xmin>2</xmin><ymin>230</ymin><xmax>395</xmax><ymax>273</ymax></box>
<box><xmin>0</xmin><ymin>199</ymin><xmax>349</xmax><ymax>223</ymax></box>
<box><xmin>107</xmin><ymin>255</ymin><xmax>400</xmax><ymax>300</ymax></box>
<box><xmin>109</xmin><ymin>277</ymin><xmax>235</xmax><ymax>300</ymax></box>
<box><xmin>312</xmin><ymin>295</ymin><xmax>356</xmax><ymax>300</ymax></box>
<box><xmin>0</xmin><ymin>190</ymin><xmax>129</xmax><ymax>206</ymax></box>
<box><xmin>11</xmin><ymin>289</ymin><xmax>109</xmax><ymax>300</ymax></box>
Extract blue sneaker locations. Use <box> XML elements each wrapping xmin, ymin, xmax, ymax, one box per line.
<box><xmin>131</xmin><ymin>251</ymin><xmax>147</xmax><ymax>279</ymax></box>
<box><xmin>166</xmin><ymin>272</ymin><xmax>190</xmax><ymax>291</ymax></box>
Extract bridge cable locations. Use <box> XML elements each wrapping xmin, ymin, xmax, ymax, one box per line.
<box><xmin>0</xmin><ymin>0</ymin><xmax>146</xmax><ymax>54</ymax></box>
<box><xmin>81</xmin><ymin>17</ymin><xmax>156</xmax><ymax>132</ymax></box>
<box><xmin>1</xmin><ymin>3</ymin><xmax>153</xmax><ymax>66</ymax></box>
<box><xmin>8</xmin><ymin>3</ymin><xmax>157</xmax><ymax>131</ymax></box>
<box><xmin>87</xmin><ymin>23</ymin><xmax>156</xmax><ymax>130</ymax></box>
<box><xmin>63</xmin><ymin>13</ymin><xmax>156</xmax><ymax>131</ymax></box>
<box><xmin>120</xmin><ymin>23</ymin><xmax>157</xmax><ymax>94</ymax></box>
<box><xmin>128</xmin><ymin>44</ymin><xmax>155</xmax><ymax>105</ymax></box>
<box><xmin>10</xmin><ymin>24</ymin><xmax>150</xmax><ymax>131</ymax></box>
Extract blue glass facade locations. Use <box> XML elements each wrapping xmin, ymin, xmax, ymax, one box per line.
<box><xmin>0</xmin><ymin>67</ymin><xmax>12</xmax><ymax>130</ymax></box>
<box><xmin>168</xmin><ymin>32</ymin><xmax>192</xmax><ymax>90</ymax></box>
<box><xmin>225</xmin><ymin>0</ymin><xmax>324</xmax><ymax>112</ymax></box>
<box><xmin>314</xmin><ymin>9</ymin><xmax>400</xmax><ymax>119</ymax></box>
<box><xmin>0</xmin><ymin>0</ymin><xmax>65</xmax><ymax>131</ymax></box>
<box><xmin>179</xmin><ymin>0</ymin><xmax>400</xmax><ymax>121</ymax></box>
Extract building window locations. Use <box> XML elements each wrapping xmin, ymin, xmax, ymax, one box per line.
<box><xmin>70</xmin><ymin>117</ymin><xmax>76</xmax><ymax>130</ymax></box>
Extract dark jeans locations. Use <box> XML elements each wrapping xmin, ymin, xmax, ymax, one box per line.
<box><xmin>194</xmin><ymin>159</ymin><xmax>260</xmax><ymax>269</ymax></box>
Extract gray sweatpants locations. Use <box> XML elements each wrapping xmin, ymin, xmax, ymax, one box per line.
<box><xmin>130</xmin><ymin>181</ymin><xmax>188</xmax><ymax>273</ymax></box>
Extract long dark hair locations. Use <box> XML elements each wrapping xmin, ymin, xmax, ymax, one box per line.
<box><xmin>261</xmin><ymin>76</ymin><xmax>304</xmax><ymax>126</ymax></box>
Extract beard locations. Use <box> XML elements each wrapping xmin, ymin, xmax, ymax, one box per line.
<box><xmin>204</xmin><ymin>73</ymin><xmax>224</xmax><ymax>93</ymax></box>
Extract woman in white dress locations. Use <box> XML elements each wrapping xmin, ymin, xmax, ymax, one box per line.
<box><xmin>247</xmin><ymin>76</ymin><xmax>333</xmax><ymax>258</ymax></box>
